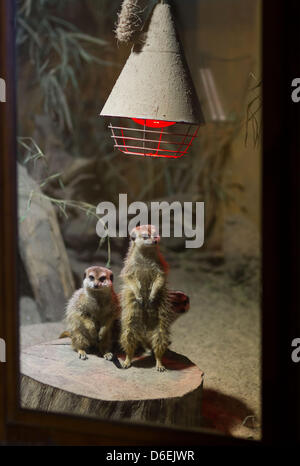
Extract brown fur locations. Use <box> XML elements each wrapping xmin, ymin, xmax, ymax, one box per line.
<box><xmin>60</xmin><ymin>290</ymin><xmax>189</xmax><ymax>341</ymax></box>
<box><xmin>65</xmin><ymin>266</ymin><xmax>119</xmax><ymax>360</ymax></box>
<box><xmin>120</xmin><ymin>225</ymin><xmax>172</xmax><ymax>371</ymax></box>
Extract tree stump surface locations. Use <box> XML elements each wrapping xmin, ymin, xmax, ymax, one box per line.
<box><xmin>20</xmin><ymin>338</ymin><xmax>204</xmax><ymax>428</ymax></box>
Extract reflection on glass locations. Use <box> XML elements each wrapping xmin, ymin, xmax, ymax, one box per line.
<box><xmin>17</xmin><ymin>0</ymin><xmax>261</xmax><ymax>440</ymax></box>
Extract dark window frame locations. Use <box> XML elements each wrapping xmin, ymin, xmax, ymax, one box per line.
<box><xmin>1</xmin><ymin>0</ymin><xmax>299</xmax><ymax>445</ymax></box>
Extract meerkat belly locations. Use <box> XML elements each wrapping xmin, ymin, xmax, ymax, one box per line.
<box><xmin>94</xmin><ymin>309</ymin><xmax>111</xmax><ymax>330</ymax></box>
<box><xmin>142</xmin><ymin>308</ymin><xmax>159</xmax><ymax>330</ymax></box>
<box><xmin>79</xmin><ymin>313</ymin><xmax>98</xmax><ymax>333</ymax></box>
<box><xmin>80</xmin><ymin>297</ymin><xmax>105</xmax><ymax>335</ymax></box>
<box><xmin>135</xmin><ymin>269</ymin><xmax>154</xmax><ymax>295</ymax></box>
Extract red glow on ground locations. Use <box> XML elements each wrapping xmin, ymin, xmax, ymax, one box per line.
<box><xmin>132</xmin><ymin>118</ymin><xmax>176</xmax><ymax>128</ymax></box>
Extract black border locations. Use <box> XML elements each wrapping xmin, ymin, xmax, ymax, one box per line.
<box><xmin>262</xmin><ymin>0</ymin><xmax>300</xmax><ymax>444</ymax></box>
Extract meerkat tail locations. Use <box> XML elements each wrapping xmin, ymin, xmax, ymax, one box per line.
<box><xmin>59</xmin><ymin>330</ymin><xmax>71</xmax><ymax>339</ymax></box>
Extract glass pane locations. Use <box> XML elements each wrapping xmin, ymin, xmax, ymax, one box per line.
<box><xmin>17</xmin><ymin>0</ymin><xmax>261</xmax><ymax>440</ymax></box>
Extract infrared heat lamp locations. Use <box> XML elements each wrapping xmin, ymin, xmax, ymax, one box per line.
<box><xmin>100</xmin><ymin>1</ymin><xmax>204</xmax><ymax>158</ymax></box>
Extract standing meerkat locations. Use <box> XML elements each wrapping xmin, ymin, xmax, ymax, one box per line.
<box><xmin>65</xmin><ymin>265</ymin><xmax>119</xmax><ymax>360</ymax></box>
<box><xmin>61</xmin><ymin>289</ymin><xmax>190</xmax><ymax>346</ymax></box>
<box><xmin>120</xmin><ymin>224</ymin><xmax>171</xmax><ymax>372</ymax></box>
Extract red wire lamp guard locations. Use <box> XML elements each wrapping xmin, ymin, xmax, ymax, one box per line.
<box><xmin>100</xmin><ymin>2</ymin><xmax>204</xmax><ymax>158</ymax></box>
<box><xmin>108</xmin><ymin>119</ymin><xmax>199</xmax><ymax>159</ymax></box>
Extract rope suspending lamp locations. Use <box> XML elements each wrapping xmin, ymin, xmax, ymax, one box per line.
<box><xmin>100</xmin><ymin>0</ymin><xmax>204</xmax><ymax>158</ymax></box>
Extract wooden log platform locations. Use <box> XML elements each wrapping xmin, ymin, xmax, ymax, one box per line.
<box><xmin>20</xmin><ymin>338</ymin><xmax>204</xmax><ymax>428</ymax></box>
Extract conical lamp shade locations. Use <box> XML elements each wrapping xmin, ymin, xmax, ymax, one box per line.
<box><xmin>100</xmin><ymin>2</ymin><xmax>204</xmax><ymax>125</ymax></box>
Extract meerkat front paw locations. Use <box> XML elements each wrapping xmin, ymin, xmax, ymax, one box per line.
<box><xmin>156</xmin><ymin>364</ymin><xmax>166</xmax><ymax>372</ymax></box>
<box><xmin>78</xmin><ymin>349</ymin><xmax>88</xmax><ymax>360</ymax></box>
<box><xmin>136</xmin><ymin>296</ymin><xmax>143</xmax><ymax>305</ymax></box>
<box><xmin>156</xmin><ymin>359</ymin><xmax>166</xmax><ymax>371</ymax></box>
<box><xmin>121</xmin><ymin>358</ymin><xmax>132</xmax><ymax>369</ymax></box>
<box><xmin>103</xmin><ymin>352</ymin><xmax>113</xmax><ymax>361</ymax></box>
<box><xmin>149</xmin><ymin>295</ymin><xmax>155</xmax><ymax>305</ymax></box>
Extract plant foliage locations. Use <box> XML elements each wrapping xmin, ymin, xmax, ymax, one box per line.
<box><xmin>17</xmin><ymin>0</ymin><xmax>110</xmax><ymax>132</ymax></box>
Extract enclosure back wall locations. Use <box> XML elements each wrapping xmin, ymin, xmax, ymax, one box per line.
<box><xmin>17</xmin><ymin>0</ymin><xmax>261</xmax><ymax>256</ymax></box>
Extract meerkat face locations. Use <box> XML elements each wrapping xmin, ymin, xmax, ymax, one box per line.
<box><xmin>130</xmin><ymin>225</ymin><xmax>160</xmax><ymax>248</ymax></box>
<box><xmin>83</xmin><ymin>266</ymin><xmax>114</xmax><ymax>292</ymax></box>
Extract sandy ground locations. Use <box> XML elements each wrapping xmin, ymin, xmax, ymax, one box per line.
<box><xmin>168</xmin><ymin>265</ymin><xmax>261</xmax><ymax>440</ymax></box>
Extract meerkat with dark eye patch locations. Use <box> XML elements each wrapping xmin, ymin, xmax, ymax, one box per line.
<box><xmin>65</xmin><ymin>265</ymin><xmax>119</xmax><ymax>360</ymax></box>
<box><xmin>60</xmin><ymin>289</ymin><xmax>190</xmax><ymax>349</ymax></box>
<box><xmin>120</xmin><ymin>224</ymin><xmax>172</xmax><ymax>372</ymax></box>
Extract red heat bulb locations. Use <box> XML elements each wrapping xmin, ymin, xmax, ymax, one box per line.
<box><xmin>132</xmin><ymin>118</ymin><xmax>176</xmax><ymax>128</ymax></box>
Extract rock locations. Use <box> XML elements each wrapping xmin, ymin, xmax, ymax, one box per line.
<box><xmin>18</xmin><ymin>163</ymin><xmax>75</xmax><ymax>321</ymax></box>
<box><xmin>20</xmin><ymin>322</ymin><xmax>65</xmax><ymax>349</ymax></box>
<box><xmin>19</xmin><ymin>297</ymin><xmax>41</xmax><ymax>326</ymax></box>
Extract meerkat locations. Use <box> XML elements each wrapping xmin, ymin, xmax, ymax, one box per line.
<box><xmin>60</xmin><ymin>289</ymin><xmax>190</xmax><ymax>345</ymax></box>
<box><xmin>65</xmin><ymin>265</ymin><xmax>119</xmax><ymax>360</ymax></box>
<box><xmin>168</xmin><ymin>290</ymin><xmax>190</xmax><ymax>323</ymax></box>
<box><xmin>120</xmin><ymin>224</ymin><xmax>172</xmax><ymax>372</ymax></box>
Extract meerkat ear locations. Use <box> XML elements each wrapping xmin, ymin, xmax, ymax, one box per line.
<box><xmin>130</xmin><ymin>233</ymin><xmax>136</xmax><ymax>241</ymax></box>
